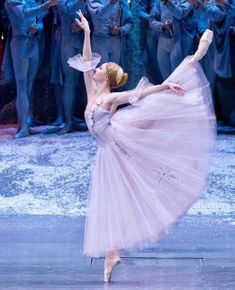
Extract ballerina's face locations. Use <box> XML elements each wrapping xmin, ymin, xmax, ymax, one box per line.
<box><xmin>93</xmin><ymin>63</ymin><xmax>108</xmax><ymax>82</ymax></box>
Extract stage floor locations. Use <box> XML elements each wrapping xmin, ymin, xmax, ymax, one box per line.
<box><xmin>0</xmin><ymin>126</ymin><xmax>234</xmax><ymax>289</ymax></box>
<box><xmin>0</xmin><ymin>215</ymin><xmax>234</xmax><ymax>289</ymax></box>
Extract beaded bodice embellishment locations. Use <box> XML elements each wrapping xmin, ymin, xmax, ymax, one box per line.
<box><xmin>85</xmin><ymin>97</ymin><xmax>112</xmax><ymax>143</ymax></box>
<box><xmin>85</xmin><ymin>97</ymin><xmax>104</xmax><ymax>128</ymax></box>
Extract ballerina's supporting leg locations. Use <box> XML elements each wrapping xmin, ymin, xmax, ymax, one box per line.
<box><xmin>104</xmin><ymin>249</ymin><xmax>121</xmax><ymax>283</ymax></box>
<box><xmin>189</xmin><ymin>29</ymin><xmax>213</xmax><ymax>64</ymax></box>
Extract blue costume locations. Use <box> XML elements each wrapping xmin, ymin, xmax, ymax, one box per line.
<box><xmin>139</xmin><ymin>0</ymin><xmax>162</xmax><ymax>83</ymax></box>
<box><xmin>4</xmin><ymin>0</ymin><xmax>49</xmax><ymax>137</ymax></box>
<box><xmin>193</xmin><ymin>1</ymin><xmax>215</xmax><ymax>89</ymax></box>
<box><xmin>228</xmin><ymin>1</ymin><xmax>235</xmax><ymax>126</ymax></box>
<box><xmin>227</xmin><ymin>1</ymin><xmax>235</xmax><ymax>76</ymax></box>
<box><xmin>50</xmin><ymin>6</ymin><xmax>64</xmax><ymax>126</ymax></box>
<box><xmin>50</xmin><ymin>6</ymin><xmax>62</xmax><ymax>85</ymax></box>
<box><xmin>215</xmin><ymin>0</ymin><xmax>235</xmax><ymax>126</ymax></box>
<box><xmin>88</xmin><ymin>0</ymin><xmax>133</xmax><ymax>66</ymax></box>
<box><xmin>223</xmin><ymin>0</ymin><xmax>235</xmax><ymax>16</ymax></box>
<box><xmin>36</xmin><ymin>0</ymin><xmax>48</xmax><ymax>67</ymax></box>
<box><xmin>195</xmin><ymin>0</ymin><xmax>232</xmax><ymax>78</ymax></box>
<box><xmin>194</xmin><ymin>0</ymin><xmax>235</xmax><ymax>125</ymax></box>
<box><xmin>149</xmin><ymin>0</ymin><xmax>195</xmax><ymax>79</ymax></box>
<box><xmin>57</xmin><ymin>0</ymin><xmax>88</xmax><ymax>133</ymax></box>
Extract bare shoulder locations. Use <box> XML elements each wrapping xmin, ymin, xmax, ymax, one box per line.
<box><xmin>99</xmin><ymin>95</ymin><xmax>115</xmax><ymax>111</ymax></box>
<box><xmin>86</xmin><ymin>91</ymin><xmax>130</xmax><ymax>113</ymax></box>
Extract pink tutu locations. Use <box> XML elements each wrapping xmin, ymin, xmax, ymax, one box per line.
<box><xmin>68</xmin><ymin>54</ymin><xmax>216</xmax><ymax>257</ymax></box>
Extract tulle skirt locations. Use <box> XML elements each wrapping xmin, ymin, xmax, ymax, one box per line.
<box><xmin>83</xmin><ymin>56</ymin><xmax>216</xmax><ymax>257</ymax></box>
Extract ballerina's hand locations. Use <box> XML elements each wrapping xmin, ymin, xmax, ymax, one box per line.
<box><xmin>75</xmin><ymin>10</ymin><xmax>90</xmax><ymax>33</ymax></box>
<box><xmin>167</xmin><ymin>83</ymin><xmax>186</xmax><ymax>95</ymax></box>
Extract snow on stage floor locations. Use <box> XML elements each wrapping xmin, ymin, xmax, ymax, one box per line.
<box><xmin>0</xmin><ymin>125</ymin><xmax>234</xmax><ymax>217</ymax></box>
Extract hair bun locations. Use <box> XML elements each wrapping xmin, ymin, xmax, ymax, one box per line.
<box><xmin>107</xmin><ymin>62</ymin><xmax>128</xmax><ymax>89</ymax></box>
<box><xmin>116</xmin><ymin>72</ymin><xmax>128</xmax><ymax>88</ymax></box>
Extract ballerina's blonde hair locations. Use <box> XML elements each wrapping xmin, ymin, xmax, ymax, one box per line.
<box><xmin>106</xmin><ymin>62</ymin><xmax>128</xmax><ymax>89</ymax></box>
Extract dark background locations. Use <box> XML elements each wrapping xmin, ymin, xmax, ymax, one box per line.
<box><xmin>0</xmin><ymin>1</ymin><xmax>235</xmax><ymax>128</ymax></box>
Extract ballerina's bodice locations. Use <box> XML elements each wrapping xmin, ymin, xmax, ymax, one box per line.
<box><xmin>85</xmin><ymin>98</ymin><xmax>114</xmax><ymax>145</ymax></box>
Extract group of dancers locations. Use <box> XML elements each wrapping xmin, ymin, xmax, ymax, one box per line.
<box><xmin>2</xmin><ymin>0</ymin><xmax>235</xmax><ymax>138</ymax></box>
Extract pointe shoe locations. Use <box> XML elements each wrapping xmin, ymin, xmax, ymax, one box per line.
<box><xmin>104</xmin><ymin>256</ymin><xmax>121</xmax><ymax>283</ymax></box>
<box><xmin>189</xmin><ymin>29</ymin><xmax>213</xmax><ymax>64</ymax></box>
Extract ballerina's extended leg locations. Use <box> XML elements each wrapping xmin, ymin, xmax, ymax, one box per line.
<box><xmin>189</xmin><ymin>29</ymin><xmax>213</xmax><ymax>64</ymax></box>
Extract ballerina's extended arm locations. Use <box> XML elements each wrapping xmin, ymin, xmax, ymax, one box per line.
<box><xmin>75</xmin><ymin>10</ymin><xmax>96</xmax><ymax>98</ymax></box>
<box><xmin>100</xmin><ymin>82</ymin><xmax>186</xmax><ymax>113</ymax></box>
<box><xmin>105</xmin><ymin>81</ymin><xmax>186</xmax><ymax>112</ymax></box>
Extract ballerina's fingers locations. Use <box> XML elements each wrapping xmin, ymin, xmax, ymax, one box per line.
<box><xmin>76</xmin><ymin>9</ymin><xmax>86</xmax><ymax>22</ymax></box>
<box><xmin>76</xmin><ymin>10</ymin><xmax>89</xmax><ymax>30</ymax></box>
<box><xmin>75</xmin><ymin>18</ymin><xmax>86</xmax><ymax>31</ymax></box>
<box><xmin>75</xmin><ymin>17</ymin><xmax>82</xmax><ymax>28</ymax></box>
<box><xmin>169</xmin><ymin>83</ymin><xmax>186</xmax><ymax>95</ymax></box>
<box><xmin>76</xmin><ymin>9</ymin><xmax>83</xmax><ymax>17</ymax></box>
<box><xmin>175</xmin><ymin>85</ymin><xmax>186</xmax><ymax>94</ymax></box>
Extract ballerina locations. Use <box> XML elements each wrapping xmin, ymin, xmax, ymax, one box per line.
<box><xmin>68</xmin><ymin>10</ymin><xmax>216</xmax><ymax>283</ymax></box>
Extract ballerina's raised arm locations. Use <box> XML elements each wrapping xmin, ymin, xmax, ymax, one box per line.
<box><xmin>71</xmin><ymin>11</ymin><xmax>186</xmax><ymax>112</ymax></box>
<box><xmin>73</xmin><ymin>10</ymin><xmax>97</xmax><ymax>98</ymax></box>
